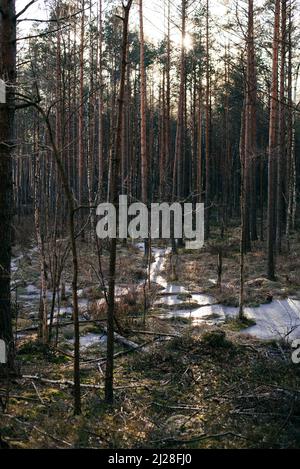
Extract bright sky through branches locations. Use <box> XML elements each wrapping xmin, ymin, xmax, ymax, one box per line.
<box><xmin>14</xmin><ymin>0</ymin><xmax>300</xmax><ymax>100</ymax></box>
<box><xmin>16</xmin><ymin>0</ymin><xmax>228</xmax><ymax>45</ymax></box>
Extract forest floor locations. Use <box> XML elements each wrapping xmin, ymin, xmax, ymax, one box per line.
<box><xmin>1</xmin><ymin>329</ymin><xmax>300</xmax><ymax>449</ymax></box>
<box><xmin>1</xmin><ymin>224</ymin><xmax>300</xmax><ymax>448</ymax></box>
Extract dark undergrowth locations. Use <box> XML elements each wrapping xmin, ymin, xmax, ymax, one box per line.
<box><xmin>1</xmin><ymin>328</ymin><xmax>300</xmax><ymax>449</ymax></box>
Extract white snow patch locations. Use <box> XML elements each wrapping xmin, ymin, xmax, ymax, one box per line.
<box><xmin>145</xmin><ymin>244</ymin><xmax>300</xmax><ymax>342</ymax></box>
<box><xmin>66</xmin><ymin>333</ymin><xmax>107</xmax><ymax>349</ymax></box>
<box><xmin>80</xmin><ymin>333</ymin><xmax>107</xmax><ymax>348</ymax></box>
<box><xmin>241</xmin><ymin>299</ymin><xmax>300</xmax><ymax>341</ymax></box>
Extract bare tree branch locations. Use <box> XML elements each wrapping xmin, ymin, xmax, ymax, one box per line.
<box><xmin>15</xmin><ymin>0</ymin><xmax>38</xmax><ymax>20</ymax></box>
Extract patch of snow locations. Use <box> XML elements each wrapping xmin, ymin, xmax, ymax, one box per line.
<box><xmin>66</xmin><ymin>333</ymin><xmax>107</xmax><ymax>349</ymax></box>
<box><xmin>158</xmin><ymin>304</ymin><xmax>227</xmax><ymax>323</ymax></box>
<box><xmin>80</xmin><ymin>333</ymin><xmax>107</xmax><ymax>348</ymax></box>
<box><xmin>208</xmin><ymin>278</ymin><xmax>217</xmax><ymax>285</ymax></box>
<box><xmin>161</xmin><ymin>285</ymin><xmax>188</xmax><ymax>294</ymax></box>
<box><xmin>145</xmin><ymin>245</ymin><xmax>300</xmax><ymax>342</ymax></box>
<box><xmin>156</xmin><ymin>293</ymin><xmax>215</xmax><ymax>307</ymax></box>
<box><xmin>155</xmin><ymin>295</ymin><xmax>186</xmax><ymax>306</ymax></box>
<box><xmin>241</xmin><ymin>299</ymin><xmax>300</xmax><ymax>342</ymax></box>
<box><xmin>115</xmin><ymin>286</ymin><xmax>130</xmax><ymax>296</ymax></box>
<box><xmin>19</xmin><ymin>294</ymin><xmax>40</xmax><ymax>301</ymax></box>
<box><xmin>16</xmin><ymin>333</ymin><xmax>27</xmax><ymax>340</ymax></box>
<box><xmin>191</xmin><ymin>293</ymin><xmax>215</xmax><ymax>305</ymax></box>
<box><xmin>149</xmin><ymin>248</ymin><xmax>170</xmax><ymax>287</ymax></box>
<box><xmin>11</xmin><ymin>254</ymin><xmax>24</xmax><ymax>273</ymax></box>
<box><xmin>26</xmin><ymin>284</ymin><xmax>40</xmax><ymax>296</ymax></box>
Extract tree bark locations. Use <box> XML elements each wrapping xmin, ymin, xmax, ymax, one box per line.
<box><xmin>139</xmin><ymin>0</ymin><xmax>149</xmax><ymax>256</ymax></box>
<box><xmin>105</xmin><ymin>0</ymin><xmax>133</xmax><ymax>404</ymax></box>
<box><xmin>267</xmin><ymin>0</ymin><xmax>280</xmax><ymax>280</ymax></box>
<box><xmin>0</xmin><ymin>0</ymin><xmax>16</xmax><ymax>369</ymax></box>
<box><xmin>276</xmin><ymin>0</ymin><xmax>287</xmax><ymax>253</ymax></box>
<box><xmin>243</xmin><ymin>0</ymin><xmax>257</xmax><ymax>252</ymax></box>
<box><xmin>205</xmin><ymin>0</ymin><xmax>211</xmax><ymax>239</ymax></box>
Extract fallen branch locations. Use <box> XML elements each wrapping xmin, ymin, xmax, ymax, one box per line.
<box><xmin>3</xmin><ymin>414</ymin><xmax>72</xmax><ymax>447</ymax></box>
<box><xmin>153</xmin><ymin>402</ymin><xmax>203</xmax><ymax>412</ymax></box>
<box><xmin>231</xmin><ymin>410</ymin><xmax>300</xmax><ymax>420</ymax></box>
<box><xmin>23</xmin><ymin>375</ymin><xmax>97</xmax><ymax>389</ymax></box>
<box><xmin>129</xmin><ymin>330</ymin><xmax>180</xmax><ymax>338</ymax></box>
<box><xmin>49</xmin><ymin>346</ymin><xmax>74</xmax><ymax>359</ymax></box>
<box><xmin>0</xmin><ymin>393</ymin><xmax>44</xmax><ymax>404</ymax></box>
<box><xmin>151</xmin><ymin>431</ymin><xmax>249</xmax><ymax>446</ymax></box>
<box><xmin>31</xmin><ymin>381</ymin><xmax>45</xmax><ymax>405</ymax></box>
<box><xmin>99</xmin><ymin>326</ymin><xmax>141</xmax><ymax>349</ymax></box>
<box><xmin>16</xmin><ymin>319</ymin><xmax>106</xmax><ymax>334</ymax></box>
<box><xmin>82</xmin><ymin>339</ymin><xmax>155</xmax><ymax>365</ymax></box>
<box><xmin>22</xmin><ymin>375</ymin><xmax>150</xmax><ymax>391</ymax></box>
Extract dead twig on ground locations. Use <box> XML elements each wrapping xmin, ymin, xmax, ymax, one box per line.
<box><xmin>3</xmin><ymin>414</ymin><xmax>72</xmax><ymax>448</ymax></box>
<box><xmin>31</xmin><ymin>381</ymin><xmax>45</xmax><ymax>405</ymax></box>
<box><xmin>22</xmin><ymin>375</ymin><xmax>151</xmax><ymax>391</ymax></box>
<box><xmin>129</xmin><ymin>330</ymin><xmax>180</xmax><ymax>338</ymax></box>
<box><xmin>151</xmin><ymin>431</ymin><xmax>250</xmax><ymax>446</ymax></box>
<box><xmin>153</xmin><ymin>401</ymin><xmax>204</xmax><ymax>412</ymax></box>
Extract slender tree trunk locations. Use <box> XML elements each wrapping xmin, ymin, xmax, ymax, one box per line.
<box><xmin>87</xmin><ymin>0</ymin><xmax>96</xmax><ymax>239</ymax></box>
<box><xmin>267</xmin><ymin>0</ymin><xmax>280</xmax><ymax>280</ymax></box>
<box><xmin>105</xmin><ymin>0</ymin><xmax>133</xmax><ymax>404</ymax></box>
<box><xmin>243</xmin><ymin>0</ymin><xmax>257</xmax><ymax>251</ymax></box>
<box><xmin>34</xmin><ymin>105</ymin><xmax>82</xmax><ymax>415</ymax></box>
<box><xmin>249</xmin><ymin>0</ymin><xmax>258</xmax><ymax>243</ymax></box>
<box><xmin>98</xmin><ymin>0</ymin><xmax>104</xmax><ymax>199</ymax></box>
<box><xmin>33</xmin><ymin>117</ymin><xmax>48</xmax><ymax>344</ymax></box>
<box><xmin>0</xmin><ymin>0</ymin><xmax>16</xmax><ymax>369</ymax></box>
<box><xmin>171</xmin><ymin>0</ymin><xmax>186</xmax><ymax>254</ymax></box>
<box><xmin>205</xmin><ymin>0</ymin><xmax>211</xmax><ymax>239</ymax></box>
<box><xmin>139</xmin><ymin>0</ymin><xmax>149</xmax><ymax>255</ymax></box>
<box><xmin>276</xmin><ymin>0</ymin><xmax>287</xmax><ymax>253</ymax></box>
<box><xmin>286</xmin><ymin>3</ymin><xmax>296</xmax><ymax>251</ymax></box>
<box><xmin>173</xmin><ymin>0</ymin><xmax>186</xmax><ymax>204</ymax></box>
<box><xmin>197</xmin><ymin>81</ymin><xmax>203</xmax><ymax>203</ymax></box>
<box><xmin>166</xmin><ymin>0</ymin><xmax>171</xmax><ymax>198</ymax></box>
<box><xmin>239</xmin><ymin>102</ymin><xmax>246</xmax><ymax>319</ymax></box>
<box><xmin>78</xmin><ymin>0</ymin><xmax>85</xmax><ymax>223</ymax></box>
